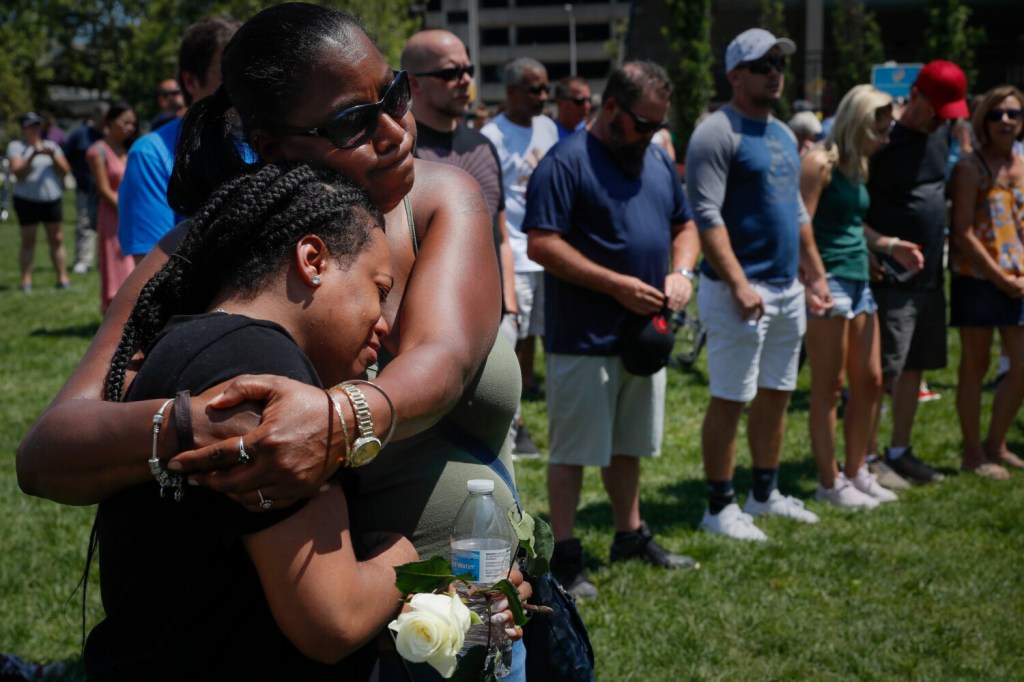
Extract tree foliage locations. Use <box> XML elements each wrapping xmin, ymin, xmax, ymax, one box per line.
<box><xmin>830</xmin><ymin>0</ymin><xmax>884</xmax><ymax>105</ymax></box>
<box><xmin>922</xmin><ymin>0</ymin><xmax>985</xmax><ymax>91</ymax></box>
<box><xmin>2</xmin><ymin>0</ymin><xmax>422</xmax><ymax>128</ymax></box>
<box><xmin>758</xmin><ymin>0</ymin><xmax>793</xmax><ymax>121</ymax></box>
<box><xmin>662</xmin><ymin>0</ymin><xmax>714</xmax><ymax>151</ymax></box>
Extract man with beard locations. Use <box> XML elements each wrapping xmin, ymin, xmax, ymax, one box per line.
<box><xmin>524</xmin><ymin>62</ymin><xmax>701</xmax><ymax>599</ymax></box>
<box><xmin>401</xmin><ymin>30</ymin><xmax>517</xmax><ymax>326</ymax></box>
<box><xmin>686</xmin><ymin>29</ymin><xmax>832</xmax><ymax>541</ymax></box>
<box><xmin>482</xmin><ymin>58</ymin><xmax>559</xmax><ymax>458</ymax></box>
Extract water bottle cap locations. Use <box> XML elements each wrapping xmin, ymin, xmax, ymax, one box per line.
<box><xmin>467</xmin><ymin>479</ymin><xmax>494</xmax><ymax>493</ymax></box>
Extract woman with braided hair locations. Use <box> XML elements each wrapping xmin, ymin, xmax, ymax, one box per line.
<box><xmin>84</xmin><ymin>163</ymin><xmax>417</xmax><ymax>679</ymax></box>
<box><xmin>19</xmin><ymin>3</ymin><xmax>529</xmax><ymax>676</ymax></box>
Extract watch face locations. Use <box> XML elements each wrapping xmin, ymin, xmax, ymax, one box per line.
<box><xmin>350</xmin><ymin>437</ymin><xmax>382</xmax><ymax>467</ymax></box>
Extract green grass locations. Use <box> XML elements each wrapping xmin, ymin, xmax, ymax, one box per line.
<box><xmin>2</xmin><ymin>196</ymin><xmax>1023</xmax><ymax>680</ymax></box>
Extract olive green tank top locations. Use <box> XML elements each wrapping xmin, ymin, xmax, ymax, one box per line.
<box><xmin>813</xmin><ymin>169</ymin><xmax>870</xmax><ymax>281</ymax></box>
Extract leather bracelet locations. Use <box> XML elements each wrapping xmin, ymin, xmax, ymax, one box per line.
<box><xmin>174</xmin><ymin>390</ymin><xmax>194</xmax><ymax>451</ymax></box>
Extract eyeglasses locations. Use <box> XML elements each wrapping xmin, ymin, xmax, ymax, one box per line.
<box><xmin>560</xmin><ymin>96</ymin><xmax>590</xmax><ymax>106</ymax></box>
<box><xmin>619</xmin><ymin>104</ymin><xmax>669</xmax><ymax>135</ymax></box>
<box><xmin>986</xmin><ymin>108</ymin><xmax>1023</xmax><ymax>123</ymax></box>
<box><xmin>740</xmin><ymin>54</ymin><xmax>787</xmax><ymax>75</ymax></box>
<box><xmin>518</xmin><ymin>84</ymin><xmax>549</xmax><ymax>96</ymax></box>
<box><xmin>158</xmin><ymin>89</ymin><xmax>182</xmax><ymax>97</ymax></box>
<box><xmin>269</xmin><ymin>71</ymin><xmax>410</xmax><ymax>149</ymax></box>
<box><xmin>413</xmin><ymin>64</ymin><xmax>475</xmax><ymax>82</ymax></box>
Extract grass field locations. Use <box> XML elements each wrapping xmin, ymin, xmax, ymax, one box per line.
<box><xmin>1</xmin><ymin>197</ymin><xmax>1022</xmax><ymax>680</ymax></box>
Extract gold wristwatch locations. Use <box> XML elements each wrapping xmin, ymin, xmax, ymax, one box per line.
<box><xmin>340</xmin><ymin>383</ymin><xmax>382</xmax><ymax>467</ymax></box>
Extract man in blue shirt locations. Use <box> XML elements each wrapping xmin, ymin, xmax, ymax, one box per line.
<box><xmin>525</xmin><ymin>62</ymin><xmax>701</xmax><ymax>599</ymax></box>
<box><xmin>118</xmin><ymin>17</ymin><xmax>239</xmax><ymax>263</ymax></box>
<box><xmin>552</xmin><ymin>76</ymin><xmax>592</xmax><ymax>140</ymax></box>
<box><xmin>686</xmin><ymin>29</ymin><xmax>833</xmax><ymax>541</ymax></box>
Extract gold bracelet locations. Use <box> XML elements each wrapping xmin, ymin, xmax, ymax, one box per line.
<box><xmin>324</xmin><ymin>388</ymin><xmax>352</xmax><ymax>467</ymax></box>
<box><xmin>343</xmin><ymin>379</ymin><xmax>397</xmax><ymax>448</ymax></box>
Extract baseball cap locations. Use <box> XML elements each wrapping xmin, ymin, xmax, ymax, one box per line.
<box><xmin>914</xmin><ymin>60</ymin><xmax>969</xmax><ymax>119</ymax></box>
<box><xmin>621</xmin><ymin>312</ymin><xmax>675</xmax><ymax>376</ymax></box>
<box><xmin>725</xmin><ymin>28</ymin><xmax>797</xmax><ymax>75</ymax></box>
<box><xmin>20</xmin><ymin>112</ymin><xmax>43</xmax><ymax>128</ymax></box>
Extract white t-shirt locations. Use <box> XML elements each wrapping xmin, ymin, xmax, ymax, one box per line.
<box><xmin>6</xmin><ymin>139</ymin><xmax>65</xmax><ymax>203</ymax></box>
<box><xmin>481</xmin><ymin>113</ymin><xmax>559</xmax><ymax>273</ymax></box>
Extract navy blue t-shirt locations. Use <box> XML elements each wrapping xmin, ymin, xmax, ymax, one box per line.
<box><xmin>523</xmin><ymin>131</ymin><xmax>691</xmax><ymax>355</ymax></box>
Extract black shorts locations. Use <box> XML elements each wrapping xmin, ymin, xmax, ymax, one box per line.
<box><xmin>950</xmin><ymin>275</ymin><xmax>1024</xmax><ymax>327</ymax></box>
<box><xmin>13</xmin><ymin>196</ymin><xmax>63</xmax><ymax>225</ymax></box>
<box><xmin>873</xmin><ymin>285</ymin><xmax>948</xmax><ymax>381</ymax></box>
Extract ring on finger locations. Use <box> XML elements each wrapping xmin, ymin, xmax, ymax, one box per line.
<box><xmin>257</xmin><ymin>488</ymin><xmax>274</xmax><ymax>510</ymax></box>
<box><xmin>237</xmin><ymin>436</ymin><xmax>252</xmax><ymax>465</ymax></box>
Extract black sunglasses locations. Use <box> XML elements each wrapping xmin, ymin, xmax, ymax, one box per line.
<box><xmin>519</xmin><ymin>84</ymin><xmax>549</xmax><ymax>96</ymax></box>
<box><xmin>158</xmin><ymin>89</ymin><xmax>182</xmax><ymax>97</ymax></box>
<box><xmin>413</xmin><ymin>64</ymin><xmax>475</xmax><ymax>82</ymax></box>
<box><xmin>741</xmin><ymin>54</ymin><xmax>787</xmax><ymax>75</ymax></box>
<box><xmin>561</xmin><ymin>95</ymin><xmax>590</xmax><ymax>106</ymax></box>
<box><xmin>269</xmin><ymin>71</ymin><xmax>411</xmax><ymax>150</ymax></box>
<box><xmin>986</xmin><ymin>108</ymin><xmax>1023</xmax><ymax>122</ymax></box>
<box><xmin>619</xmin><ymin>104</ymin><xmax>669</xmax><ymax>135</ymax></box>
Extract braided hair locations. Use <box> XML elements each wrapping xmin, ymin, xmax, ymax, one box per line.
<box><xmin>104</xmin><ymin>163</ymin><xmax>381</xmax><ymax>401</ymax></box>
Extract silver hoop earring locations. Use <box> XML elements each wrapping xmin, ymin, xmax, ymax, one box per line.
<box><xmin>311</xmin><ymin>274</ymin><xmax>321</xmax><ymax>286</ymax></box>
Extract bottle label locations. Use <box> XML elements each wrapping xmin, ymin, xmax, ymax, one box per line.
<box><xmin>451</xmin><ymin>545</ymin><xmax>511</xmax><ymax>584</ymax></box>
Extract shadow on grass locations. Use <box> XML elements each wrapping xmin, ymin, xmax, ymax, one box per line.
<box><xmin>29</xmin><ymin>323</ymin><xmax>100</xmax><ymax>339</ymax></box>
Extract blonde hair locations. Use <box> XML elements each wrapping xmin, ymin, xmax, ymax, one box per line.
<box><xmin>972</xmin><ymin>84</ymin><xmax>1024</xmax><ymax>147</ymax></box>
<box><xmin>824</xmin><ymin>84</ymin><xmax>893</xmax><ymax>181</ymax></box>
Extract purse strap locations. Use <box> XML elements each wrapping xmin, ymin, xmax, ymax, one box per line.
<box><xmin>438</xmin><ymin>419</ymin><xmax>522</xmax><ymax>512</ymax></box>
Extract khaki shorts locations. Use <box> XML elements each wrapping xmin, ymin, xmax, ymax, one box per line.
<box><xmin>546</xmin><ymin>353</ymin><xmax>665</xmax><ymax>467</ymax></box>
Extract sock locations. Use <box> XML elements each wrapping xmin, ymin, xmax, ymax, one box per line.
<box><xmin>999</xmin><ymin>355</ymin><xmax>1010</xmax><ymax>375</ymax></box>
<box><xmin>707</xmin><ymin>480</ymin><xmax>736</xmax><ymax>514</ymax></box>
<box><xmin>887</xmin><ymin>446</ymin><xmax>909</xmax><ymax>461</ymax></box>
<box><xmin>751</xmin><ymin>467</ymin><xmax>779</xmax><ymax>502</ymax></box>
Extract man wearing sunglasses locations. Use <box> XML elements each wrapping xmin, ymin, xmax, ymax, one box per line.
<box><xmin>524</xmin><ymin>62</ymin><xmax>701</xmax><ymax>600</ymax></box>
<box><xmin>552</xmin><ymin>76</ymin><xmax>593</xmax><ymax>140</ymax></box>
<box><xmin>402</xmin><ymin>30</ymin><xmax>518</xmax><ymax>347</ymax></box>
<box><xmin>686</xmin><ymin>28</ymin><xmax>833</xmax><ymax>541</ymax></box>
<box><xmin>865</xmin><ymin>60</ymin><xmax>969</xmax><ymax>486</ymax></box>
<box><xmin>482</xmin><ymin>57</ymin><xmax>559</xmax><ymax>459</ymax></box>
<box><xmin>151</xmin><ymin>78</ymin><xmax>186</xmax><ymax>131</ymax></box>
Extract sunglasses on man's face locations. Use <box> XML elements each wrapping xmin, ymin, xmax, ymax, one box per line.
<box><xmin>740</xmin><ymin>54</ymin><xmax>787</xmax><ymax>75</ymax></box>
<box><xmin>520</xmin><ymin>84</ymin><xmax>549</xmax><ymax>96</ymax></box>
<box><xmin>270</xmin><ymin>71</ymin><xmax>411</xmax><ymax>150</ymax></box>
<box><xmin>561</xmin><ymin>96</ymin><xmax>590</xmax><ymax>106</ymax></box>
<box><xmin>413</xmin><ymin>64</ymin><xmax>475</xmax><ymax>82</ymax></box>
<box><xmin>158</xmin><ymin>89</ymin><xmax>182</xmax><ymax>97</ymax></box>
<box><xmin>620</xmin><ymin>104</ymin><xmax>668</xmax><ymax>135</ymax></box>
<box><xmin>986</xmin><ymin>108</ymin><xmax>1023</xmax><ymax>123</ymax></box>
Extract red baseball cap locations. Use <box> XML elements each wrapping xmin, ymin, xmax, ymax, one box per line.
<box><xmin>915</xmin><ymin>60</ymin><xmax>969</xmax><ymax>119</ymax></box>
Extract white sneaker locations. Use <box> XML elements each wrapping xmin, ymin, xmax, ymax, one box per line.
<box><xmin>72</xmin><ymin>262</ymin><xmax>89</xmax><ymax>275</ymax></box>
<box><xmin>851</xmin><ymin>466</ymin><xmax>898</xmax><ymax>503</ymax></box>
<box><xmin>815</xmin><ymin>473</ymin><xmax>880</xmax><ymax>509</ymax></box>
<box><xmin>743</xmin><ymin>488</ymin><xmax>820</xmax><ymax>524</ymax></box>
<box><xmin>699</xmin><ymin>503</ymin><xmax>768</xmax><ymax>542</ymax></box>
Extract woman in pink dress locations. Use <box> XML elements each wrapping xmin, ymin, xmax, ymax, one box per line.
<box><xmin>87</xmin><ymin>103</ymin><xmax>138</xmax><ymax>313</ymax></box>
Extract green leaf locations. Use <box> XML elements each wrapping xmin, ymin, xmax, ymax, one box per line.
<box><xmin>469</xmin><ymin>610</ymin><xmax>484</xmax><ymax>626</ymax></box>
<box><xmin>524</xmin><ymin>516</ymin><xmax>553</xmax><ymax>576</ymax></box>
<box><xmin>508</xmin><ymin>508</ymin><xmax>537</xmax><ymax>558</ymax></box>
<box><xmin>450</xmin><ymin>645</ymin><xmax>489</xmax><ymax>682</ymax></box>
<box><xmin>393</xmin><ymin>555</ymin><xmax>460</xmax><ymax>595</ymax></box>
<box><xmin>485</xmin><ymin>579</ymin><xmax>527</xmax><ymax>626</ymax></box>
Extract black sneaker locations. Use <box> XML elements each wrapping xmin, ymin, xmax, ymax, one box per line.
<box><xmin>609</xmin><ymin>521</ymin><xmax>700</xmax><ymax>570</ymax></box>
<box><xmin>886</xmin><ymin>447</ymin><xmax>945</xmax><ymax>484</ymax></box>
<box><xmin>551</xmin><ymin>538</ymin><xmax>599</xmax><ymax>600</ymax></box>
<box><xmin>512</xmin><ymin>422</ymin><xmax>541</xmax><ymax>460</ymax></box>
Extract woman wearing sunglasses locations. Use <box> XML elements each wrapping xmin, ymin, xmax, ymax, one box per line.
<box><xmin>18</xmin><ymin>3</ymin><xmax>527</xmax><ymax>662</ymax></box>
<box><xmin>949</xmin><ymin>85</ymin><xmax>1024</xmax><ymax>478</ymax></box>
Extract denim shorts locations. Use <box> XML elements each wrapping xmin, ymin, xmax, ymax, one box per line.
<box><xmin>813</xmin><ymin>273</ymin><xmax>877</xmax><ymax>319</ymax></box>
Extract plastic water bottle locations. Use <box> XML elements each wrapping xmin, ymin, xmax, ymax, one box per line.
<box><xmin>450</xmin><ymin>479</ymin><xmax>514</xmax><ymax>678</ymax></box>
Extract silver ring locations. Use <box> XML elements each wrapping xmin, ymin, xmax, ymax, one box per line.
<box><xmin>257</xmin><ymin>489</ymin><xmax>274</xmax><ymax>510</ymax></box>
<box><xmin>237</xmin><ymin>437</ymin><xmax>251</xmax><ymax>465</ymax></box>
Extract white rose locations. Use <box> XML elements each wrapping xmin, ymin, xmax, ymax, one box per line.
<box><xmin>388</xmin><ymin>593</ymin><xmax>473</xmax><ymax>679</ymax></box>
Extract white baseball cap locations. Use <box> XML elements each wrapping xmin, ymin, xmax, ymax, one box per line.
<box><xmin>725</xmin><ymin>28</ymin><xmax>796</xmax><ymax>75</ymax></box>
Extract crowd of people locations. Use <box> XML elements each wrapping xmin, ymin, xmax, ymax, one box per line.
<box><xmin>9</xmin><ymin>3</ymin><xmax>1023</xmax><ymax>679</ymax></box>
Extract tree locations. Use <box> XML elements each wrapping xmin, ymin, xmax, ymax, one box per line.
<box><xmin>830</xmin><ymin>0</ymin><xmax>884</xmax><ymax>104</ymax></box>
<box><xmin>922</xmin><ymin>0</ymin><xmax>985</xmax><ymax>90</ymax></box>
<box><xmin>662</xmin><ymin>0</ymin><xmax>714</xmax><ymax>151</ymax></box>
<box><xmin>758</xmin><ymin>0</ymin><xmax>793</xmax><ymax>121</ymax></box>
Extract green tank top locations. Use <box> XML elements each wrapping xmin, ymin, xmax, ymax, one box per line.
<box><xmin>813</xmin><ymin>169</ymin><xmax>870</xmax><ymax>281</ymax></box>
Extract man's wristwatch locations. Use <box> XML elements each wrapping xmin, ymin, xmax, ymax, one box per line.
<box><xmin>340</xmin><ymin>384</ymin><xmax>382</xmax><ymax>467</ymax></box>
<box><xmin>672</xmin><ymin>267</ymin><xmax>696</xmax><ymax>281</ymax></box>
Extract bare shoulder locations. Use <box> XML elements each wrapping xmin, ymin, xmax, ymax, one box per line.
<box><xmin>409</xmin><ymin>159</ymin><xmax>489</xmax><ymax>235</ymax></box>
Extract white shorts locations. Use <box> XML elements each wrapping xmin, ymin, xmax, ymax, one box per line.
<box><xmin>699</xmin><ymin>278</ymin><xmax>806</xmax><ymax>402</ymax></box>
<box><xmin>514</xmin><ymin>271</ymin><xmax>545</xmax><ymax>339</ymax></box>
<box><xmin>546</xmin><ymin>354</ymin><xmax>665</xmax><ymax>467</ymax></box>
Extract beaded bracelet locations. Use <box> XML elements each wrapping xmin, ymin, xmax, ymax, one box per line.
<box><xmin>149</xmin><ymin>398</ymin><xmax>184</xmax><ymax>502</ymax></box>
<box><xmin>343</xmin><ymin>379</ymin><xmax>397</xmax><ymax>449</ymax></box>
<box><xmin>324</xmin><ymin>388</ymin><xmax>353</xmax><ymax>468</ymax></box>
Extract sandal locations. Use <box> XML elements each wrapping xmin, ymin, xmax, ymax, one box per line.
<box><xmin>961</xmin><ymin>461</ymin><xmax>1011</xmax><ymax>480</ymax></box>
<box><xmin>997</xmin><ymin>451</ymin><xmax>1024</xmax><ymax>469</ymax></box>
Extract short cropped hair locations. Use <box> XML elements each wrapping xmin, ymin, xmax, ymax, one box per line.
<box><xmin>602</xmin><ymin>61</ymin><xmax>671</xmax><ymax>110</ymax></box>
<box><xmin>179</xmin><ymin>16</ymin><xmax>241</xmax><ymax>105</ymax></box>
<box><xmin>554</xmin><ymin>76</ymin><xmax>588</xmax><ymax>100</ymax></box>
<box><xmin>504</xmin><ymin>57</ymin><xmax>546</xmax><ymax>87</ymax></box>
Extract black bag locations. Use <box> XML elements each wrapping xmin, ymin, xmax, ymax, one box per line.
<box><xmin>522</xmin><ymin>572</ymin><xmax>596</xmax><ymax>682</ymax></box>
